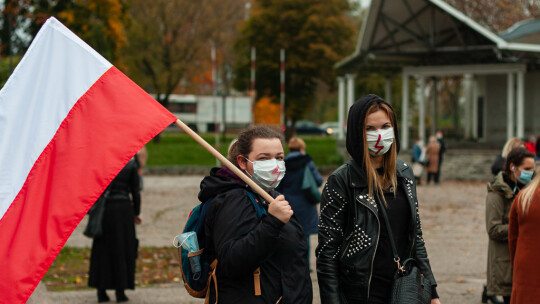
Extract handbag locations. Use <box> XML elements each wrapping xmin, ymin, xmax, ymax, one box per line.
<box><xmin>301</xmin><ymin>165</ymin><xmax>321</xmax><ymax>204</ymax></box>
<box><xmin>378</xmin><ymin>201</ymin><xmax>432</xmax><ymax>304</ymax></box>
<box><xmin>83</xmin><ymin>187</ymin><xmax>110</xmax><ymax>238</ymax></box>
<box><xmin>412</xmin><ymin>163</ymin><xmax>424</xmax><ymax>177</ymax></box>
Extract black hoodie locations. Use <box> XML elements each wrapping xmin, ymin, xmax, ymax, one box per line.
<box><xmin>346</xmin><ymin>94</ymin><xmax>400</xmax><ymax>165</ymax></box>
<box><xmin>199</xmin><ymin>166</ymin><xmax>313</xmax><ymax>304</ymax></box>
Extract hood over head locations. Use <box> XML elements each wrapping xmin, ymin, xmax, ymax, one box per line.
<box><xmin>346</xmin><ymin>94</ymin><xmax>400</xmax><ymax>165</ymax></box>
<box><xmin>198</xmin><ymin>166</ymin><xmax>246</xmax><ymax>203</ymax></box>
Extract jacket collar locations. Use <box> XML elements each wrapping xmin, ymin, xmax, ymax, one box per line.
<box><xmin>347</xmin><ymin>158</ymin><xmax>415</xmax><ymax>214</ymax></box>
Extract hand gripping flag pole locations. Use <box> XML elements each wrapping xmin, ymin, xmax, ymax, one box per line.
<box><xmin>174</xmin><ymin>119</ymin><xmax>275</xmax><ymax>204</ymax></box>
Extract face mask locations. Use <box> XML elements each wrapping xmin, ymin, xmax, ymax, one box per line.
<box><xmin>366</xmin><ymin>128</ymin><xmax>394</xmax><ymax>156</ymax></box>
<box><xmin>244</xmin><ymin>158</ymin><xmax>286</xmax><ymax>191</ymax></box>
<box><xmin>518</xmin><ymin>170</ymin><xmax>533</xmax><ymax>184</ymax></box>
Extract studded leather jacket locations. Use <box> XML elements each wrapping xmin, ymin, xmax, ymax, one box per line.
<box><xmin>316</xmin><ymin>159</ymin><xmax>437</xmax><ymax>303</ymax></box>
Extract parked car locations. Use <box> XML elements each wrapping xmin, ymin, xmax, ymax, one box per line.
<box><xmin>319</xmin><ymin>121</ymin><xmax>341</xmax><ymax>136</ymax></box>
<box><xmin>293</xmin><ymin>120</ymin><xmax>326</xmax><ymax>135</ymax></box>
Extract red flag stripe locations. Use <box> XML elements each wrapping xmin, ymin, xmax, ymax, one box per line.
<box><xmin>0</xmin><ymin>67</ymin><xmax>176</xmax><ymax>303</ymax></box>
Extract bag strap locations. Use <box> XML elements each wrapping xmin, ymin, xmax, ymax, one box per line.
<box><xmin>245</xmin><ymin>190</ymin><xmax>268</xmax><ymax>219</ymax></box>
<box><xmin>378</xmin><ymin>201</ymin><xmax>405</xmax><ymax>273</ymax></box>
<box><xmin>204</xmin><ymin>260</ymin><xmax>219</xmax><ymax>304</ymax></box>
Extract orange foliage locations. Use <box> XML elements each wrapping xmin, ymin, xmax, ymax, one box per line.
<box><xmin>254</xmin><ymin>97</ymin><xmax>280</xmax><ymax>125</ymax></box>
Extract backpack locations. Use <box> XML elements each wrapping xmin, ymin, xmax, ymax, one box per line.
<box><xmin>177</xmin><ymin>189</ymin><xmax>267</xmax><ymax>304</ymax></box>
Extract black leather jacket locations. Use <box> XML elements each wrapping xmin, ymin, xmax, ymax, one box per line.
<box><xmin>316</xmin><ymin>159</ymin><xmax>437</xmax><ymax>303</ymax></box>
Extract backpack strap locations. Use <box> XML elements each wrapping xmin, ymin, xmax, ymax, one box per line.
<box><xmin>245</xmin><ymin>190</ymin><xmax>268</xmax><ymax>219</ymax></box>
<box><xmin>245</xmin><ymin>190</ymin><xmax>268</xmax><ymax>297</ymax></box>
<box><xmin>253</xmin><ymin>267</ymin><xmax>261</xmax><ymax>296</ymax></box>
<box><xmin>204</xmin><ymin>259</ymin><xmax>218</xmax><ymax>304</ymax></box>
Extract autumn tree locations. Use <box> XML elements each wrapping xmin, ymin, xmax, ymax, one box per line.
<box><xmin>27</xmin><ymin>0</ymin><xmax>129</xmax><ymax>67</ymax></box>
<box><xmin>254</xmin><ymin>96</ymin><xmax>280</xmax><ymax>124</ymax></box>
<box><xmin>234</xmin><ymin>0</ymin><xmax>356</xmax><ymax>127</ymax></box>
<box><xmin>124</xmin><ymin>0</ymin><xmax>246</xmax><ymax>112</ymax></box>
<box><xmin>445</xmin><ymin>0</ymin><xmax>540</xmax><ymax>32</ymax></box>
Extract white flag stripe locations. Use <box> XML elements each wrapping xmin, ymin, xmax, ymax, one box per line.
<box><xmin>0</xmin><ymin>18</ymin><xmax>112</xmax><ymax>219</ymax></box>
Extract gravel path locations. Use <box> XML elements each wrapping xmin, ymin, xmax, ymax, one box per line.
<box><xmin>36</xmin><ymin>175</ymin><xmax>491</xmax><ymax>304</ymax></box>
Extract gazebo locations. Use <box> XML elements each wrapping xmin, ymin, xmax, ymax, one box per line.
<box><xmin>336</xmin><ymin>0</ymin><xmax>540</xmax><ymax>149</ymax></box>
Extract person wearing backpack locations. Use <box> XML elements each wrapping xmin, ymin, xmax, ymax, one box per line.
<box><xmin>198</xmin><ymin>125</ymin><xmax>312</xmax><ymax>304</ymax></box>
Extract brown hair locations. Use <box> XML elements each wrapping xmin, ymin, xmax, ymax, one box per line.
<box><xmin>288</xmin><ymin>137</ymin><xmax>306</xmax><ymax>152</ymax></box>
<box><xmin>504</xmin><ymin>147</ymin><xmax>534</xmax><ymax>177</ymax></box>
<box><xmin>228</xmin><ymin>125</ymin><xmax>284</xmax><ymax>166</ymax></box>
<box><xmin>363</xmin><ymin>102</ymin><xmax>398</xmax><ymax>205</ymax></box>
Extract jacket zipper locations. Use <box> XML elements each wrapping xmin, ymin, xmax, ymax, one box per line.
<box><xmin>355</xmin><ymin>195</ymin><xmax>380</xmax><ymax>300</ymax></box>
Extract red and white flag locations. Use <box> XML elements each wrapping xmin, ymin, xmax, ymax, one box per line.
<box><xmin>0</xmin><ymin>17</ymin><xmax>176</xmax><ymax>303</ymax></box>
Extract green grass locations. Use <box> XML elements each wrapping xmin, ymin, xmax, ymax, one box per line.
<box><xmin>146</xmin><ymin>133</ymin><xmax>342</xmax><ymax>166</ymax></box>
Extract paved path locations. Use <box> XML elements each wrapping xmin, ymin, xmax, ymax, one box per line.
<box><xmin>37</xmin><ymin>176</ymin><xmax>491</xmax><ymax>304</ymax></box>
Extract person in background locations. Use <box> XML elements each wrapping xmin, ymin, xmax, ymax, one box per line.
<box><xmin>276</xmin><ymin>137</ymin><xmax>323</xmax><ymax>271</ymax></box>
<box><xmin>509</xmin><ymin>167</ymin><xmax>540</xmax><ymax>304</ymax></box>
<box><xmin>135</xmin><ymin>145</ymin><xmax>148</xmax><ymax>190</ymax></box>
<box><xmin>412</xmin><ymin>138</ymin><xmax>425</xmax><ymax>185</ymax></box>
<box><xmin>88</xmin><ymin>157</ymin><xmax>142</xmax><ymax>303</ymax></box>
<box><xmin>200</xmin><ymin>125</ymin><xmax>312</xmax><ymax>303</ymax></box>
<box><xmin>525</xmin><ymin>135</ymin><xmax>536</xmax><ymax>154</ymax></box>
<box><xmin>316</xmin><ymin>94</ymin><xmax>440</xmax><ymax>304</ymax></box>
<box><xmin>535</xmin><ymin>135</ymin><xmax>540</xmax><ymax>164</ymax></box>
<box><xmin>435</xmin><ymin>131</ymin><xmax>446</xmax><ymax>184</ymax></box>
<box><xmin>485</xmin><ymin>147</ymin><xmax>535</xmax><ymax>304</ymax></box>
<box><xmin>425</xmin><ymin>136</ymin><xmax>441</xmax><ymax>185</ymax></box>
<box><xmin>491</xmin><ymin>138</ymin><xmax>525</xmax><ymax>176</ymax></box>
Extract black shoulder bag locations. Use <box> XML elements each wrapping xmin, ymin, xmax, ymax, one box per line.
<box><xmin>83</xmin><ymin>187</ymin><xmax>110</xmax><ymax>238</ymax></box>
<box><xmin>378</xmin><ymin>202</ymin><xmax>432</xmax><ymax>304</ymax></box>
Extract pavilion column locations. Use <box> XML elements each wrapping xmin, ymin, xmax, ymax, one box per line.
<box><xmin>416</xmin><ymin>76</ymin><xmax>426</xmax><ymax>142</ymax></box>
<box><xmin>402</xmin><ymin>73</ymin><xmax>410</xmax><ymax>150</ymax></box>
<box><xmin>431</xmin><ymin>77</ymin><xmax>438</xmax><ymax>136</ymax></box>
<box><xmin>516</xmin><ymin>71</ymin><xmax>525</xmax><ymax>139</ymax></box>
<box><xmin>463</xmin><ymin>74</ymin><xmax>473</xmax><ymax>139</ymax></box>
<box><xmin>507</xmin><ymin>73</ymin><xmax>515</xmax><ymax>140</ymax></box>
<box><xmin>337</xmin><ymin>76</ymin><xmax>346</xmax><ymax>140</ymax></box>
<box><xmin>385</xmin><ymin>77</ymin><xmax>392</xmax><ymax>105</ymax></box>
<box><xmin>472</xmin><ymin>76</ymin><xmax>479</xmax><ymax>139</ymax></box>
<box><xmin>346</xmin><ymin>74</ymin><xmax>356</xmax><ymax>115</ymax></box>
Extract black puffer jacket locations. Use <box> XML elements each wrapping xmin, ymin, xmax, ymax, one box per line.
<box><xmin>316</xmin><ymin>159</ymin><xmax>437</xmax><ymax>303</ymax></box>
<box><xmin>200</xmin><ymin>166</ymin><xmax>312</xmax><ymax>304</ymax></box>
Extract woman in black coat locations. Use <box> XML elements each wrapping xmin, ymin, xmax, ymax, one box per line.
<box><xmin>316</xmin><ymin>94</ymin><xmax>440</xmax><ymax>304</ymax></box>
<box><xmin>200</xmin><ymin>125</ymin><xmax>312</xmax><ymax>304</ymax></box>
<box><xmin>88</xmin><ymin>158</ymin><xmax>141</xmax><ymax>302</ymax></box>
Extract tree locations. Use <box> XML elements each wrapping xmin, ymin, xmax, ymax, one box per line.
<box><xmin>124</xmin><ymin>0</ymin><xmax>245</xmax><ymax>115</ymax></box>
<box><xmin>28</xmin><ymin>0</ymin><xmax>129</xmax><ymax>67</ymax></box>
<box><xmin>234</xmin><ymin>0</ymin><xmax>356</xmax><ymax>129</ymax></box>
<box><xmin>445</xmin><ymin>0</ymin><xmax>540</xmax><ymax>32</ymax></box>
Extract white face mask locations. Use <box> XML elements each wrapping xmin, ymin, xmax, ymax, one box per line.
<box><xmin>244</xmin><ymin>158</ymin><xmax>286</xmax><ymax>191</ymax></box>
<box><xmin>366</xmin><ymin>128</ymin><xmax>394</xmax><ymax>156</ymax></box>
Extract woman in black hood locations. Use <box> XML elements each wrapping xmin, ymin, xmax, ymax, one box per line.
<box><xmin>316</xmin><ymin>94</ymin><xmax>440</xmax><ymax>304</ymax></box>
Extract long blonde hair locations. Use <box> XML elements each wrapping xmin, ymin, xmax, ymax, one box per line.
<box><xmin>517</xmin><ymin>166</ymin><xmax>540</xmax><ymax>215</ymax></box>
<box><xmin>363</xmin><ymin>103</ymin><xmax>398</xmax><ymax>205</ymax></box>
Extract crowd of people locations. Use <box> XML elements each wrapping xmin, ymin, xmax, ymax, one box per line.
<box><xmin>86</xmin><ymin>95</ymin><xmax>540</xmax><ymax>304</ymax></box>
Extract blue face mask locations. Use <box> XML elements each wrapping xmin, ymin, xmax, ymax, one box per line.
<box><xmin>518</xmin><ymin>170</ymin><xmax>534</xmax><ymax>184</ymax></box>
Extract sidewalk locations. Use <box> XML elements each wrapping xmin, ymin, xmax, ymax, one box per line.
<box><xmin>41</xmin><ymin>176</ymin><xmax>490</xmax><ymax>304</ymax></box>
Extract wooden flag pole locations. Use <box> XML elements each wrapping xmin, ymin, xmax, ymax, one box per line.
<box><xmin>174</xmin><ymin>119</ymin><xmax>275</xmax><ymax>204</ymax></box>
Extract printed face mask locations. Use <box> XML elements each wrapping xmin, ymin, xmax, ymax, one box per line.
<box><xmin>244</xmin><ymin>158</ymin><xmax>286</xmax><ymax>191</ymax></box>
<box><xmin>366</xmin><ymin>127</ymin><xmax>394</xmax><ymax>156</ymax></box>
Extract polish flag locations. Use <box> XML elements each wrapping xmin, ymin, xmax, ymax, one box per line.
<box><xmin>0</xmin><ymin>17</ymin><xmax>177</xmax><ymax>303</ymax></box>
